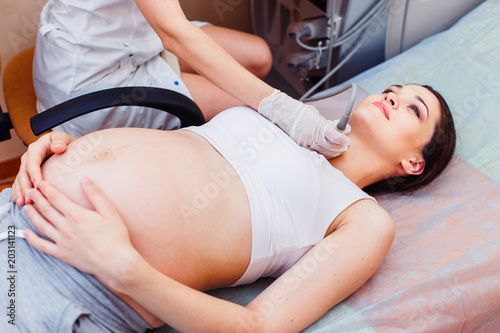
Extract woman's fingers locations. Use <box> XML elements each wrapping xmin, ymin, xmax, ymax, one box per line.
<box><xmin>24</xmin><ymin>203</ymin><xmax>59</xmax><ymax>240</ymax></box>
<box><xmin>33</xmin><ymin>178</ymin><xmax>118</xmax><ymax>228</ymax></box>
<box><xmin>24</xmin><ymin>229</ymin><xmax>59</xmax><ymax>257</ymax></box>
<box><xmin>27</xmin><ymin>186</ymin><xmax>66</xmax><ymax>229</ymax></box>
<box><xmin>25</xmin><ymin>141</ymin><xmax>51</xmax><ymax>186</ymax></box>
<box><xmin>22</xmin><ymin>177</ymin><xmax>134</xmax><ymax>281</ymax></box>
<box><xmin>12</xmin><ymin>153</ymin><xmax>31</xmax><ymax>206</ymax></box>
<box><xmin>33</xmin><ymin>181</ymin><xmax>79</xmax><ymax>223</ymax></box>
<box><xmin>11</xmin><ymin>131</ymin><xmax>74</xmax><ymax>207</ymax></box>
<box><xmin>12</xmin><ymin>139</ymin><xmax>49</xmax><ymax>206</ymax></box>
<box><xmin>50</xmin><ymin>131</ymin><xmax>72</xmax><ymax>154</ymax></box>
<box><xmin>80</xmin><ymin>177</ymin><xmax>118</xmax><ymax>218</ymax></box>
<box><xmin>11</xmin><ymin>174</ymin><xmax>23</xmax><ymax>206</ymax></box>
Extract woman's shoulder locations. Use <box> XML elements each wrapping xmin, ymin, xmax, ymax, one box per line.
<box><xmin>337</xmin><ymin>199</ymin><xmax>394</xmax><ymax>232</ymax></box>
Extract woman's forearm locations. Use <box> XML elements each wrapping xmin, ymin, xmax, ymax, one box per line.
<box><xmin>134</xmin><ymin>0</ymin><xmax>274</xmax><ymax>109</ymax></box>
<box><xmin>164</xmin><ymin>22</ymin><xmax>274</xmax><ymax>109</ymax></box>
<box><xmin>116</xmin><ymin>254</ymin><xmax>266</xmax><ymax>332</ymax></box>
<box><xmin>21</xmin><ymin>176</ymin><xmax>264</xmax><ymax>331</ymax></box>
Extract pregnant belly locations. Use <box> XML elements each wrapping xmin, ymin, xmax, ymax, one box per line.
<box><xmin>41</xmin><ymin>128</ymin><xmax>201</xmax><ymax>242</ymax></box>
<box><xmin>40</xmin><ymin>128</ymin><xmax>252</xmax><ymax>325</ymax></box>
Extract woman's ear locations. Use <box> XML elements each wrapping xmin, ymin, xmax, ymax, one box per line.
<box><xmin>401</xmin><ymin>157</ymin><xmax>426</xmax><ymax>175</ymax></box>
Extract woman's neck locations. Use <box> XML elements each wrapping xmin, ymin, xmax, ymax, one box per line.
<box><xmin>328</xmin><ymin>135</ymin><xmax>397</xmax><ymax>190</ymax></box>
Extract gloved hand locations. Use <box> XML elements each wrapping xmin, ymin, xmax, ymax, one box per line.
<box><xmin>258</xmin><ymin>89</ymin><xmax>351</xmax><ymax>158</ymax></box>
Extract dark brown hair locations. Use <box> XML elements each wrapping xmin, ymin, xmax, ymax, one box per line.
<box><xmin>363</xmin><ymin>85</ymin><xmax>456</xmax><ymax>195</ymax></box>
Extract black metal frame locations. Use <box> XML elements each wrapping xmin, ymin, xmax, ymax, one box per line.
<box><xmin>0</xmin><ymin>105</ymin><xmax>12</xmax><ymax>142</ymax></box>
<box><xmin>0</xmin><ymin>86</ymin><xmax>205</xmax><ymax>142</ymax></box>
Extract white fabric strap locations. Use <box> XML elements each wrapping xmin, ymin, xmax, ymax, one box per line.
<box><xmin>0</xmin><ymin>203</ymin><xmax>26</xmax><ymax>241</ymax></box>
<box><xmin>0</xmin><ymin>229</ymin><xmax>26</xmax><ymax>241</ymax></box>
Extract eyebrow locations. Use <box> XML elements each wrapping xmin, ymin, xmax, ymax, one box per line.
<box><xmin>391</xmin><ymin>85</ymin><xmax>429</xmax><ymax>120</ymax></box>
<box><xmin>415</xmin><ymin>95</ymin><xmax>429</xmax><ymax>120</ymax></box>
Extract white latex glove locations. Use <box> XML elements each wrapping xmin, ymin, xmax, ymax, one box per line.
<box><xmin>258</xmin><ymin>89</ymin><xmax>351</xmax><ymax>158</ymax></box>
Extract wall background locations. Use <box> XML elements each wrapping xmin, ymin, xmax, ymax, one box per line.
<box><xmin>0</xmin><ymin>0</ymin><xmax>252</xmax><ymax>163</ymax></box>
<box><xmin>181</xmin><ymin>0</ymin><xmax>252</xmax><ymax>32</ymax></box>
<box><xmin>0</xmin><ymin>0</ymin><xmax>48</xmax><ymax>162</ymax></box>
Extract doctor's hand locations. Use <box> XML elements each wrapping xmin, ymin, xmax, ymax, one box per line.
<box><xmin>258</xmin><ymin>90</ymin><xmax>351</xmax><ymax>158</ymax></box>
<box><xmin>23</xmin><ymin>178</ymin><xmax>138</xmax><ymax>287</ymax></box>
<box><xmin>12</xmin><ymin>131</ymin><xmax>76</xmax><ymax>207</ymax></box>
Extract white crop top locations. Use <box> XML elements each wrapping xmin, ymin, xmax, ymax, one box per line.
<box><xmin>184</xmin><ymin>106</ymin><xmax>375</xmax><ymax>286</ymax></box>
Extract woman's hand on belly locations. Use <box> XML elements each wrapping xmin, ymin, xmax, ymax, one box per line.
<box><xmin>23</xmin><ymin>177</ymin><xmax>141</xmax><ymax>288</ymax></box>
<box><xmin>37</xmin><ymin>127</ymin><xmax>253</xmax><ymax>289</ymax></box>
<box><xmin>12</xmin><ymin>131</ymin><xmax>76</xmax><ymax>207</ymax></box>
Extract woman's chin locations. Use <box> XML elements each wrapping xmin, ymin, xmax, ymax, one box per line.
<box><xmin>350</xmin><ymin>112</ymin><xmax>385</xmax><ymax>138</ymax></box>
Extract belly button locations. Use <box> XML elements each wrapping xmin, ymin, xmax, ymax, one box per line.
<box><xmin>93</xmin><ymin>149</ymin><xmax>113</xmax><ymax>160</ymax></box>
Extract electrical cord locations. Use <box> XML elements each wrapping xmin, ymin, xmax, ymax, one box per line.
<box><xmin>284</xmin><ymin>0</ymin><xmax>392</xmax><ymax>134</ymax></box>
<box><xmin>294</xmin><ymin>0</ymin><xmax>391</xmax><ymax>52</ymax></box>
<box><xmin>299</xmin><ymin>6</ymin><xmax>384</xmax><ymax>101</ymax></box>
<box><xmin>332</xmin><ymin>0</ymin><xmax>390</xmax><ymax>47</ymax></box>
<box><xmin>325</xmin><ymin>0</ymin><xmax>338</xmax><ymax>74</ymax></box>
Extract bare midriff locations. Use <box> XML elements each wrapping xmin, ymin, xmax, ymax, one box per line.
<box><xmin>41</xmin><ymin>127</ymin><xmax>252</xmax><ymax>327</ymax></box>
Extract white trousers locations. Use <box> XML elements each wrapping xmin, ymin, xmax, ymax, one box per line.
<box><xmin>33</xmin><ymin>0</ymin><xmax>208</xmax><ymax>137</ymax></box>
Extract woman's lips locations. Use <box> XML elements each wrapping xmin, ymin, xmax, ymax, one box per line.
<box><xmin>373</xmin><ymin>102</ymin><xmax>389</xmax><ymax>120</ymax></box>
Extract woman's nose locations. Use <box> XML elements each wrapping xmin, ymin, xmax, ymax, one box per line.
<box><xmin>385</xmin><ymin>92</ymin><xmax>399</xmax><ymax>109</ymax></box>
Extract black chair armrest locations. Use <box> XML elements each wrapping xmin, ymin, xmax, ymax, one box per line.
<box><xmin>0</xmin><ymin>107</ymin><xmax>13</xmax><ymax>142</ymax></box>
<box><xmin>30</xmin><ymin>87</ymin><xmax>205</xmax><ymax>136</ymax></box>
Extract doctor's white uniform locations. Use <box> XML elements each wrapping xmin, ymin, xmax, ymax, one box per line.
<box><xmin>34</xmin><ymin>0</ymin><xmax>206</xmax><ymax>137</ymax></box>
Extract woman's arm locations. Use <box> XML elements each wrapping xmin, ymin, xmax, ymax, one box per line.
<box><xmin>134</xmin><ymin>0</ymin><xmax>350</xmax><ymax>157</ymax></box>
<box><xmin>115</xmin><ymin>200</ymin><xmax>395</xmax><ymax>332</ymax></box>
<box><xmin>134</xmin><ymin>0</ymin><xmax>274</xmax><ymax>110</ymax></box>
<box><xmin>24</xmin><ymin>179</ymin><xmax>394</xmax><ymax>332</ymax></box>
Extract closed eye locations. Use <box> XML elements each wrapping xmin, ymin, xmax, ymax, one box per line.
<box><xmin>409</xmin><ymin>105</ymin><xmax>421</xmax><ymax>118</ymax></box>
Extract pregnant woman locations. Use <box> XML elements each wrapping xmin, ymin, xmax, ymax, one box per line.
<box><xmin>2</xmin><ymin>84</ymin><xmax>455</xmax><ymax>332</ymax></box>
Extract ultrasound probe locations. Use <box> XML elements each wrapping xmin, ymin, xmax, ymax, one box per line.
<box><xmin>303</xmin><ymin>82</ymin><xmax>358</xmax><ymax>134</ymax></box>
<box><xmin>335</xmin><ymin>82</ymin><xmax>357</xmax><ymax>133</ymax></box>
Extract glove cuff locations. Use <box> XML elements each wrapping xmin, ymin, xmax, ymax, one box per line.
<box><xmin>257</xmin><ymin>89</ymin><xmax>281</xmax><ymax>114</ymax></box>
